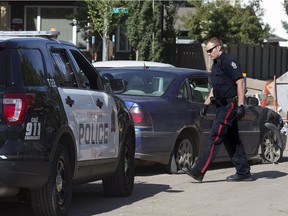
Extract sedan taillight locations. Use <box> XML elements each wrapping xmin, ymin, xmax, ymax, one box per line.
<box><xmin>129</xmin><ymin>105</ymin><xmax>152</xmax><ymax>127</ymax></box>
<box><xmin>3</xmin><ymin>93</ymin><xmax>35</xmax><ymax>125</ymax></box>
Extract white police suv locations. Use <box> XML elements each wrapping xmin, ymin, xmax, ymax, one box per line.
<box><xmin>0</xmin><ymin>31</ymin><xmax>135</xmax><ymax>216</ymax></box>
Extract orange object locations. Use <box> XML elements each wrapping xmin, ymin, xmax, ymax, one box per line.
<box><xmin>261</xmin><ymin>81</ymin><xmax>271</xmax><ymax>106</ymax></box>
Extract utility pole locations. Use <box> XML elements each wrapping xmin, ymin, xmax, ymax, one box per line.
<box><xmin>102</xmin><ymin>11</ymin><xmax>108</xmax><ymax>61</ymax></box>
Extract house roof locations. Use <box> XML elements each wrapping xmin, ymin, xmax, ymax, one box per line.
<box><xmin>264</xmin><ymin>34</ymin><xmax>288</xmax><ymax>43</ymax></box>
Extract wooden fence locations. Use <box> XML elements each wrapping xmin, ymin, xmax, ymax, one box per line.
<box><xmin>173</xmin><ymin>44</ymin><xmax>288</xmax><ymax>81</ymax></box>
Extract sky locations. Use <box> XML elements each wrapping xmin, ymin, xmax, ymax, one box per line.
<box><xmin>260</xmin><ymin>0</ymin><xmax>288</xmax><ymax>46</ymax></box>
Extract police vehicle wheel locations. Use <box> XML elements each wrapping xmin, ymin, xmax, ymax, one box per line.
<box><xmin>30</xmin><ymin>144</ymin><xmax>72</xmax><ymax>216</ymax></box>
<box><xmin>103</xmin><ymin>132</ymin><xmax>135</xmax><ymax>197</ymax></box>
<box><xmin>260</xmin><ymin>124</ymin><xmax>283</xmax><ymax>163</ymax></box>
<box><xmin>166</xmin><ymin>132</ymin><xmax>195</xmax><ymax>174</ymax></box>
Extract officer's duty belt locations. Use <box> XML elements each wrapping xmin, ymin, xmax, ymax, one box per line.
<box><xmin>210</xmin><ymin>97</ymin><xmax>236</xmax><ymax>107</ymax></box>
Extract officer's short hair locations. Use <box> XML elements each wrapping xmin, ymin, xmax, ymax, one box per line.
<box><xmin>206</xmin><ymin>37</ymin><xmax>224</xmax><ymax>51</ymax></box>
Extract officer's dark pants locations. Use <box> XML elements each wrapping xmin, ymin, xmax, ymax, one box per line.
<box><xmin>193</xmin><ymin>102</ymin><xmax>251</xmax><ymax>176</ymax></box>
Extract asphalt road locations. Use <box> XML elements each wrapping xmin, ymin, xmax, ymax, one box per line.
<box><xmin>1</xmin><ymin>150</ymin><xmax>288</xmax><ymax>216</ymax></box>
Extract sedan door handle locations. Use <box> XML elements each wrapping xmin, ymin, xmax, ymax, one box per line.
<box><xmin>65</xmin><ymin>96</ymin><xmax>74</xmax><ymax>107</ymax></box>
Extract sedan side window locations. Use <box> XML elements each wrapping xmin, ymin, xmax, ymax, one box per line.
<box><xmin>179</xmin><ymin>81</ymin><xmax>190</xmax><ymax>100</ymax></box>
<box><xmin>188</xmin><ymin>77</ymin><xmax>210</xmax><ymax>103</ymax></box>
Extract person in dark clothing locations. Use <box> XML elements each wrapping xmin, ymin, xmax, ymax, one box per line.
<box><xmin>183</xmin><ymin>37</ymin><xmax>252</xmax><ymax>182</ymax></box>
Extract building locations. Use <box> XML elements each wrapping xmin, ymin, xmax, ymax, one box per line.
<box><xmin>0</xmin><ymin>1</ymin><xmax>194</xmax><ymax>60</ymax></box>
<box><xmin>0</xmin><ymin>1</ymin><xmax>87</xmax><ymax>48</ymax></box>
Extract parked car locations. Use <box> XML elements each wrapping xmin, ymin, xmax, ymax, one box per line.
<box><xmin>92</xmin><ymin>60</ymin><xmax>175</xmax><ymax>71</ymax></box>
<box><xmin>0</xmin><ymin>31</ymin><xmax>135</xmax><ymax>216</ymax></box>
<box><xmin>98</xmin><ymin>66</ymin><xmax>287</xmax><ymax>174</ymax></box>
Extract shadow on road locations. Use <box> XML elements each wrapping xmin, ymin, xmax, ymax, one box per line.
<box><xmin>252</xmin><ymin>170</ymin><xmax>287</xmax><ymax>180</ymax></box>
<box><xmin>69</xmin><ymin>181</ymin><xmax>170</xmax><ymax>216</ymax></box>
<box><xmin>0</xmin><ymin>181</ymin><xmax>171</xmax><ymax>216</ymax></box>
<box><xmin>1</xmin><ymin>155</ymin><xmax>287</xmax><ymax>215</ymax></box>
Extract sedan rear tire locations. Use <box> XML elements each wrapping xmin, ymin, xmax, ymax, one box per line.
<box><xmin>166</xmin><ymin>132</ymin><xmax>195</xmax><ymax>174</ymax></box>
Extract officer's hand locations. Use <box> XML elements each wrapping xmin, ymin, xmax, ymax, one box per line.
<box><xmin>200</xmin><ymin>105</ymin><xmax>209</xmax><ymax>117</ymax></box>
<box><xmin>236</xmin><ymin>105</ymin><xmax>245</xmax><ymax>120</ymax></box>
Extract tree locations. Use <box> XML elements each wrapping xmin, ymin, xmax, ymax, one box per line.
<box><xmin>184</xmin><ymin>0</ymin><xmax>270</xmax><ymax>44</ymax></box>
<box><xmin>162</xmin><ymin>2</ymin><xmax>177</xmax><ymax>64</ymax></box>
<box><xmin>126</xmin><ymin>1</ymin><xmax>160</xmax><ymax>61</ymax></box>
<box><xmin>72</xmin><ymin>0</ymin><xmax>176</xmax><ymax>62</ymax></box>
<box><xmin>72</xmin><ymin>0</ymin><xmax>126</xmax><ymax>61</ymax></box>
<box><xmin>282</xmin><ymin>0</ymin><xmax>288</xmax><ymax>34</ymax></box>
<box><xmin>126</xmin><ymin>1</ymin><xmax>176</xmax><ymax>61</ymax></box>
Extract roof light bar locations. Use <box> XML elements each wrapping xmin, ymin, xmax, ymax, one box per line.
<box><xmin>0</xmin><ymin>31</ymin><xmax>60</xmax><ymax>37</ymax></box>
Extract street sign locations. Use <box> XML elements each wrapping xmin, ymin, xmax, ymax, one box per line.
<box><xmin>112</xmin><ymin>8</ymin><xmax>128</xmax><ymax>14</ymax></box>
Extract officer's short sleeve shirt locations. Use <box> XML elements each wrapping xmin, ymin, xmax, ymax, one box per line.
<box><xmin>210</xmin><ymin>52</ymin><xmax>243</xmax><ymax>99</ymax></box>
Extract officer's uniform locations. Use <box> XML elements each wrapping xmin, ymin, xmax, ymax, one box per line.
<box><xmin>193</xmin><ymin>52</ymin><xmax>251</xmax><ymax>177</ymax></box>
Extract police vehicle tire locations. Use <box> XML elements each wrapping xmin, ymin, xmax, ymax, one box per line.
<box><xmin>166</xmin><ymin>132</ymin><xmax>195</xmax><ymax>174</ymax></box>
<box><xmin>103</xmin><ymin>131</ymin><xmax>135</xmax><ymax>197</ymax></box>
<box><xmin>30</xmin><ymin>144</ymin><xmax>72</xmax><ymax>216</ymax></box>
<box><xmin>260</xmin><ymin>123</ymin><xmax>283</xmax><ymax>163</ymax></box>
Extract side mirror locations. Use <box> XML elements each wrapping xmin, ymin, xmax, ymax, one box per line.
<box><xmin>109</xmin><ymin>79</ymin><xmax>127</xmax><ymax>94</ymax></box>
<box><xmin>246</xmin><ymin>96</ymin><xmax>259</xmax><ymax>106</ymax></box>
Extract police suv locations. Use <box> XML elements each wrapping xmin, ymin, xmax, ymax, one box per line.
<box><xmin>0</xmin><ymin>31</ymin><xmax>135</xmax><ymax>216</ymax></box>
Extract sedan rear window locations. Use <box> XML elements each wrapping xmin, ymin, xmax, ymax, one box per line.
<box><xmin>100</xmin><ymin>69</ymin><xmax>176</xmax><ymax>96</ymax></box>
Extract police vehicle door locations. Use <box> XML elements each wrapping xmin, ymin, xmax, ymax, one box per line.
<box><xmin>50</xmin><ymin>47</ymin><xmax>119</xmax><ymax>161</ymax></box>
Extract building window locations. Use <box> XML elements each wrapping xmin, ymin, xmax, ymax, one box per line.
<box><xmin>0</xmin><ymin>2</ymin><xmax>10</xmax><ymax>30</ymax></box>
<box><xmin>116</xmin><ymin>25</ymin><xmax>131</xmax><ymax>52</ymax></box>
<box><xmin>25</xmin><ymin>6</ymin><xmax>85</xmax><ymax>48</ymax></box>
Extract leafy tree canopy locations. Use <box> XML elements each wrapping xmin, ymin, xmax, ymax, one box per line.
<box><xmin>126</xmin><ymin>1</ymin><xmax>176</xmax><ymax>61</ymax></box>
<box><xmin>126</xmin><ymin>1</ymin><xmax>161</xmax><ymax>61</ymax></box>
<box><xmin>282</xmin><ymin>0</ymin><xmax>288</xmax><ymax>35</ymax></box>
<box><xmin>73</xmin><ymin>0</ymin><xmax>126</xmax><ymax>39</ymax></box>
<box><xmin>185</xmin><ymin>0</ymin><xmax>270</xmax><ymax>44</ymax></box>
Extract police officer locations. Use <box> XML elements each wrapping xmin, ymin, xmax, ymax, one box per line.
<box><xmin>183</xmin><ymin>37</ymin><xmax>252</xmax><ymax>182</ymax></box>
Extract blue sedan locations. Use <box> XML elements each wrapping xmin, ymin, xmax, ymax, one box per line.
<box><xmin>99</xmin><ymin>66</ymin><xmax>287</xmax><ymax>174</ymax></box>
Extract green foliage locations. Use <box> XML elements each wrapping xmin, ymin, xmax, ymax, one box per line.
<box><xmin>185</xmin><ymin>0</ymin><xmax>269</xmax><ymax>44</ymax></box>
<box><xmin>282</xmin><ymin>1</ymin><xmax>288</xmax><ymax>34</ymax></box>
<box><xmin>126</xmin><ymin>1</ymin><xmax>176</xmax><ymax>61</ymax></box>
<box><xmin>126</xmin><ymin>1</ymin><xmax>157</xmax><ymax>60</ymax></box>
<box><xmin>72</xmin><ymin>0</ymin><xmax>126</xmax><ymax>39</ymax></box>
<box><xmin>86</xmin><ymin>0</ymin><xmax>125</xmax><ymax>39</ymax></box>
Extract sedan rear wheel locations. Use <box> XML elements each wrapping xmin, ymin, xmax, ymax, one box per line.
<box><xmin>166</xmin><ymin>133</ymin><xmax>195</xmax><ymax>174</ymax></box>
<box><xmin>261</xmin><ymin>124</ymin><xmax>283</xmax><ymax>163</ymax></box>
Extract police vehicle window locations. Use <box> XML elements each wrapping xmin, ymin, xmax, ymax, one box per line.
<box><xmin>51</xmin><ymin>51</ymin><xmax>76</xmax><ymax>87</ymax></box>
<box><xmin>0</xmin><ymin>47</ymin><xmax>6</xmax><ymax>89</ymax></box>
<box><xmin>8</xmin><ymin>49</ymin><xmax>45</xmax><ymax>86</ymax></box>
<box><xmin>70</xmin><ymin>50</ymin><xmax>101</xmax><ymax>90</ymax></box>
<box><xmin>188</xmin><ymin>77</ymin><xmax>210</xmax><ymax>103</ymax></box>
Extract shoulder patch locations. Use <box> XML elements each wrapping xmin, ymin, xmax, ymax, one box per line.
<box><xmin>231</xmin><ymin>62</ymin><xmax>238</xmax><ymax>69</ymax></box>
